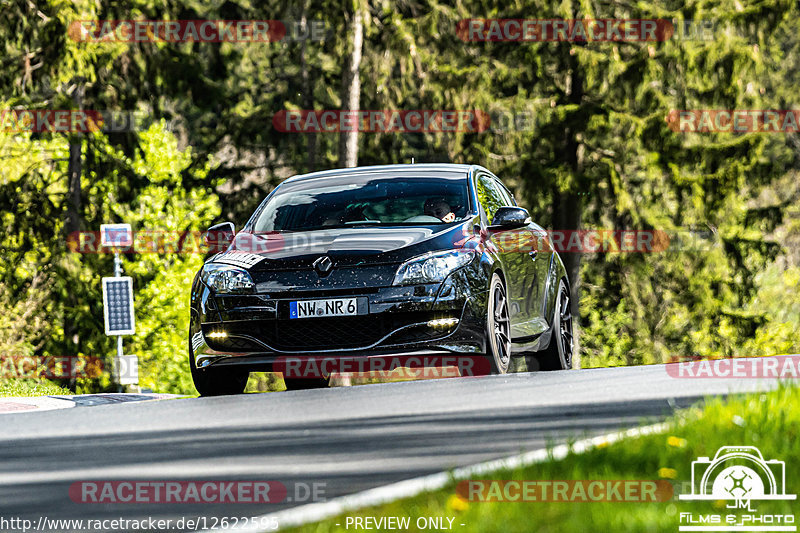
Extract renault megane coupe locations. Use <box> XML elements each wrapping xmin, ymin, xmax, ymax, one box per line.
<box><xmin>189</xmin><ymin>164</ymin><xmax>573</xmax><ymax>395</ymax></box>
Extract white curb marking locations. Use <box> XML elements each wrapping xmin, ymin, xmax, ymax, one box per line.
<box><xmin>0</xmin><ymin>396</ymin><xmax>76</xmax><ymax>413</ymax></box>
<box><xmin>0</xmin><ymin>393</ymin><xmax>182</xmax><ymax>414</ymax></box>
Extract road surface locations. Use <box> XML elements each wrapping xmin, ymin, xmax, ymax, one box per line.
<box><xmin>0</xmin><ymin>358</ymin><xmax>788</xmax><ymax>531</ymax></box>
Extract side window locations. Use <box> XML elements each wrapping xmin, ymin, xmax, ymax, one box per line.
<box><xmin>476</xmin><ymin>174</ymin><xmax>507</xmax><ymax>224</ymax></box>
<box><xmin>493</xmin><ymin>178</ymin><xmax>516</xmax><ymax>206</ymax></box>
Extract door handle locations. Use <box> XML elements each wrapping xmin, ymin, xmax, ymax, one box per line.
<box><xmin>528</xmin><ymin>250</ymin><xmax>537</xmax><ymax>261</ymax></box>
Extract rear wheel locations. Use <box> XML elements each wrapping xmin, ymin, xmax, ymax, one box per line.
<box><xmin>537</xmin><ymin>279</ymin><xmax>574</xmax><ymax>370</ymax></box>
<box><xmin>486</xmin><ymin>273</ymin><xmax>512</xmax><ymax>374</ymax></box>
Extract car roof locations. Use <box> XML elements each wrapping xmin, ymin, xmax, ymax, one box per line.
<box><xmin>282</xmin><ymin>163</ymin><xmax>487</xmax><ymax>184</ymax></box>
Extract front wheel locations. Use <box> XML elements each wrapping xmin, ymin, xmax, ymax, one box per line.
<box><xmin>191</xmin><ymin>365</ymin><xmax>249</xmax><ymax>396</ymax></box>
<box><xmin>486</xmin><ymin>273</ymin><xmax>512</xmax><ymax>374</ymax></box>
<box><xmin>189</xmin><ymin>341</ymin><xmax>249</xmax><ymax>396</ymax></box>
<box><xmin>283</xmin><ymin>377</ymin><xmax>329</xmax><ymax>391</ymax></box>
<box><xmin>536</xmin><ymin>279</ymin><xmax>574</xmax><ymax>370</ymax></box>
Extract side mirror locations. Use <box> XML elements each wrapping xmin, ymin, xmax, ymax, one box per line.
<box><xmin>204</xmin><ymin>222</ymin><xmax>236</xmax><ymax>253</ymax></box>
<box><xmin>489</xmin><ymin>207</ymin><xmax>530</xmax><ymax>230</ymax></box>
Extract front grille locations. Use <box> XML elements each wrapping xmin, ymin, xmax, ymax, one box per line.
<box><xmin>276</xmin><ymin>316</ymin><xmax>384</xmax><ymax>349</ymax></box>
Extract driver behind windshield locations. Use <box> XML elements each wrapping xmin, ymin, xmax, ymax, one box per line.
<box><xmin>424</xmin><ymin>197</ymin><xmax>456</xmax><ymax>223</ymax></box>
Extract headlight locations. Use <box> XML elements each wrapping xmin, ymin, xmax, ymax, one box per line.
<box><xmin>201</xmin><ymin>263</ymin><xmax>255</xmax><ymax>294</ymax></box>
<box><xmin>393</xmin><ymin>250</ymin><xmax>476</xmax><ymax>286</ymax></box>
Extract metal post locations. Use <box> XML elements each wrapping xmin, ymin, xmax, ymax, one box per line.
<box><xmin>102</xmin><ymin>225</ymin><xmax>137</xmax><ymax>393</ymax></box>
<box><xmin>114</xmin><ymin>250</ymin><xmax>122</xmax><ymax>392</ymax></box>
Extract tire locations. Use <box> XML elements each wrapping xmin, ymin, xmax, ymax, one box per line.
<box><xmin>536</xmin><ymin>279</ymin><xmax>574</xmax><ymax>370</ymax></box>
<box><xmin>486</xmin><ymin>273</ymin><xmax>512</xmax><ymax>374</ymax></box>
<box><xmin>283</xmin><ymin>377</ymin><xmax>329</xmax><ymax>391</ymax></box>
<box><xmin>189</xmin><ymin>341</ymin><xmax>249</xmax><ymax>396</ymax></box>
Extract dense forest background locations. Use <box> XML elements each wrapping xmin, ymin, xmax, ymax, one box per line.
<box><xmin>1</xmin><ymin>0</ymin><xmax>798</xmax><ymax>394</ymax></box>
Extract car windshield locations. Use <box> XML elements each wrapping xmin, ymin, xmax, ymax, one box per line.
<box><xmin>250</xmin><ymin>173</ymin><xmax>471</xmax><ymax>232</ymax></box>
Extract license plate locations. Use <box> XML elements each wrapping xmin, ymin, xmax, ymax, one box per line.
<box><xmin>289</xmin><ymin>297</ymin><xmax>361</xmax><ymax>319</ymax></box>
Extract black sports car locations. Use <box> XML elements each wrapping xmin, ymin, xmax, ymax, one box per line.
<box><xmin>189</xmin><ymin>164</ymin><xmax>573</xmax><ymax>395</ymax></box>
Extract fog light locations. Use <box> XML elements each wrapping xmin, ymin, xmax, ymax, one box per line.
<box><xmin>427</xmin><ymin>318</ymin><xmax>459</xmax><ymax>329</ymax></box>
<box><xmin>207</xmin><ymin>331</ymin><xmax>228</xmax><ymax>339</ymax></box>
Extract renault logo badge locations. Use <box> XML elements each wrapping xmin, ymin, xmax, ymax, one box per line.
<box><xmin>313</xmin><ymin>256</ymin><xmax>333</xmax><ymax>276</ymax></box>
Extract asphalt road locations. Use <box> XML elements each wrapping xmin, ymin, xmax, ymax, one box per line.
<box><xmin>0</xmin><ymin>358</ymin><xmax>788</xmax><ymax>532</ymax></box>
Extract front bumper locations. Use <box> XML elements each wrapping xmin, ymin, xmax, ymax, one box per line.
<box><xmin>190</xmin><ymin>271</ymin><xmax>487</xmax><ymax>370</ymax></box>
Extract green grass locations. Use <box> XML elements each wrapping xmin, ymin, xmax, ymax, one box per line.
<box><xmin>290</xmin><ymin>384</ymin><xmax>800</xmax><ymax>533</ymax></box>
<box><xmin>0</xmin><ymin>379</ymin><xmax>72</xmax><ymax>397</ymax></box>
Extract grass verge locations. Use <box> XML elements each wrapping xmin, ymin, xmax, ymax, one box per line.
<box><xmin>0</xmin><ymin>379</ymin><xmax>72</xmax><ymax>397</ymax></box>
<box><xmin>290</xmin><ymin>384</ymin><xmax>799</xmax><ymax>533</ymax></box>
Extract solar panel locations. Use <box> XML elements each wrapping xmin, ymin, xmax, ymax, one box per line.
<box><xmin>102</xmin><ymin>277</ymin><xmax>135</xmax><ymax>335</ymax></box>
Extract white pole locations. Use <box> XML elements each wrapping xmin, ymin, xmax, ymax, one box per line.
<box><xmin>114</xmin><ymin>250</ymin><xmax>123</xmax><ymax>392</ymax></box>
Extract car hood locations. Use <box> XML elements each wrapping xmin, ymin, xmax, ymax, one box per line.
<box><xmin>212</xmin><ymin>223</ymin><xmax>475</xmax><ymax>272</ymax></box>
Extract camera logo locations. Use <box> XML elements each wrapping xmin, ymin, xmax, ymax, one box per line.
<box><xmin>680</xmin><ymin>446</ymin><xmax>795</xmax><ymax>503</ymax></box>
